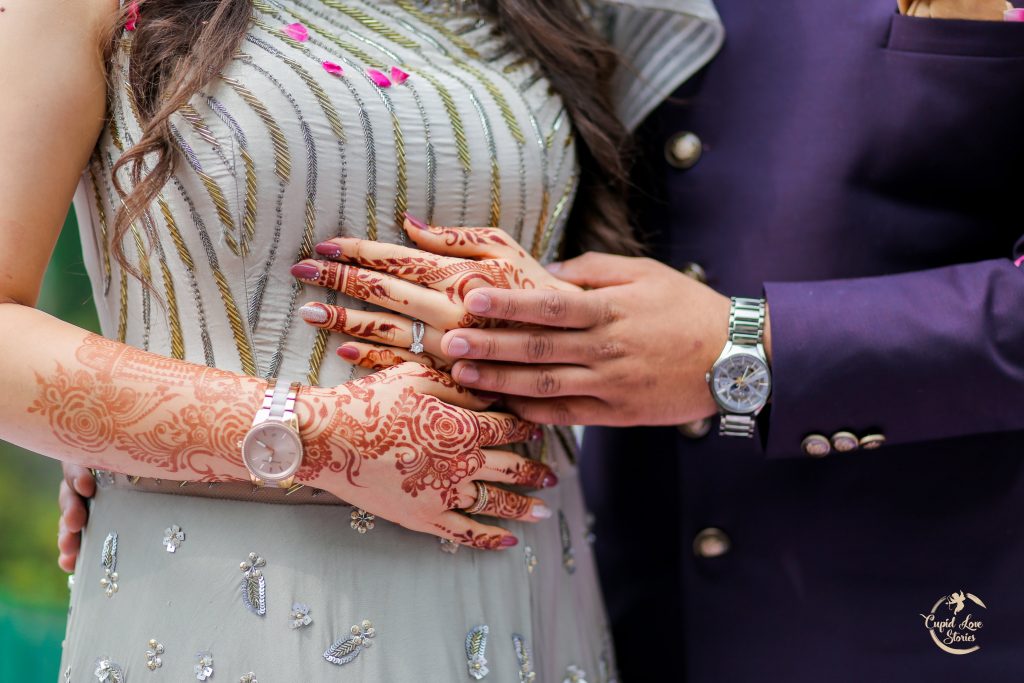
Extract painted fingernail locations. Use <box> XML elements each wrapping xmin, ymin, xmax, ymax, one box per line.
<box><xmin>500</xmin><ymin>535</ymin><xmax>519</xmax><ymax>547</ymax></box>
<box><xmin>531</xmin><ymin>426</ymin><xmax>544</xmax><ymax>441</ymax></box>
<box><xmin>542</xmin><ymin>473</ymin><xmax>559</xmax><ymax>488</ymax></box>
<box><xmin>291</xmin><ymin>263</ymin><xmax>320</xmax><ymax>280</ymax></box>
<box><xmin>314</xmin><ymin>241</ymin><xmax>342</xmax><ymax>258</ymax></box>
<box><xmin>299</xmin><ymin>303</ymin><xmax>329</xmax><ymax>324</ymax></box>
<box><xmin>337</xmin><ymin>345</ymin><xmax>360</xmax><ymax>360</ymax></box>
<box><xmin>531</xmin><ymin>504</ymin><xmax>552</xmax><ymax>520</ymax></box>
<box><xmin>465</xmin><ymin>292</ymin><xmax>491</xmax><ymax>314</ymax></box>
<box><xmin>404</xmin><ymin>212</ymin><xmax>429</xmax><ymax>230</ymax></box>
<box><xmin>457</xmin><ymin>363</ymin><xmax>480</xmax><ymax>385</ymax></box>
<box><xmin>447</xmin><ymin>336</ymin><xmax>470</xmax><ymax>357</ymax></box>
<box><xmin>545</xmin><ymin>261</ymin><xmax>563</xmax><ymax>274</ymax></box>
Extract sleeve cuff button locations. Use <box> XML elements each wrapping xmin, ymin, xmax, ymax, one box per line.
<box><xmin>801</xmin><ymin>434</ymin><xmax>831</xmax><ymax>458</ymax></box>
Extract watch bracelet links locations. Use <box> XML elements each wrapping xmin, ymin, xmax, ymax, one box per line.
<box><xmin>256</xmin><ymin>379</ymin><xmax>301</xmax><ymax>423</ymax></box>
<box><xmin>717</xmin><ymin>297</ymin><xmax>767</xmax><ymax>438</ymax></box>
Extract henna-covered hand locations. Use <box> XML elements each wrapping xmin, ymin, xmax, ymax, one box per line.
<box><xmin>296</xmin><ymin>361</ymin><xmax>557</xmax><ymax>549</ymax></box>
<box><xmin>292</xmin><ymin>214</ymin><xmax>579</xmax><ymax>371</ymax></box>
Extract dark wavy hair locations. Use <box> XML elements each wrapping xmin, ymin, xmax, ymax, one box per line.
<box><xmin>102</xmin><ymin>0</ymin><xmax>639</xmax><ymax>285</ymax></box>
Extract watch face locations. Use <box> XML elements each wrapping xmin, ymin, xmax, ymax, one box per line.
<box><xmin>711</xmin><ymin>352</ymin><xmax>771</xmax><ymax>414</ymax></box>
<box><xmin>241</xmin><ymin>421</ymin><xmax>303</xmax><ymax>482</ymax></box>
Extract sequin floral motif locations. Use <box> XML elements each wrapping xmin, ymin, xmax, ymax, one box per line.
<box><xmin>563</xmin><ymin>665</ymin><xmax>588</xmax><ymax>683</ymax></box>
<box><xmin>145</xmin><ymin>639</ymin><xmax>164</xmax><ymax>670</ymax></box>
<box><xmin>163</xmin><ymin>524</ymin><xmax>185</xmax><ymax>552</ymax></box>
<box><xmin>465</xmin><ymin>624</ymin><xmax>490</xmax><ymax>679</ymax></box>
<box><xmin>240</xmin><ymin>673</ymin><xmax>258</xmax><ymax>683</ymax></box>
<box><xmin>350</xmin><ymin>509</ymin><xmax>376</xmax><ymax>534</ymax></box>
<box><xmin>512</xmin><ymin>633</ymin><xmax>536</xmax><ymax>682</ymax></box>
<box><xmin>324</xmin><ymin>620</ymin><xmax>376</xmax><ymax>666</ymax></box>
<box><xmin>194</xmin><ymin>651</ymin><xmax>214</xmax><ymax>680</ymax></box>
<box><xmin>440</xmin><ymin>538</ymin><xmax>460</xmax><ymax>554</ymax></box>
<box><xmin>524</xmin><ymin>545</ymin><xmax>537</xmax><ymax>574</ymax></box>
<box><xmin>559</xmin><ymin>511</ymin><xmax>576</xmax><ymax>575</ymax></box>
<box><xmin>239</xmin><ymin>552</ymin><xmax>267</xmax><ymax>616</ymax></box>
<box><xmin>100</xmin><ymin>532</ymin><xmax>119</xmax><ymax>597</ymax></box>
<box><xmin>94</xmin><ymin>657</ymin><xmax>124</xmax><ymax>683</ymax></box>
<box><xmin>290</xmin><ymin>602</ymin><xmax>313</xmax><ymax>629</ymax></box>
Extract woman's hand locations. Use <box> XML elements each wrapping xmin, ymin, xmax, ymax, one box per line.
<box><xmin>296</xmin><ymin>361</ymin><xmax>556</xmax><ymax>549</ymax></box>
<box><xmin>292</xmin><ymin>215</ymin><xmax>578</xmax><ymax>370</ymax></box>
<box><xmin>432</xmin><ymin>252</ymin><xmax>760</xmax><ymax>427</ymax></box>
<box><xmin>57</xmin><ymin>462</ymin><xmax>94</xmax><ymax>572</ymax></box>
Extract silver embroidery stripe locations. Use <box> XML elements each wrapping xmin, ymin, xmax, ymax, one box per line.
<box><xmin>559</xmin><ymin>509</ymin><xmax>576</xmax><ymax>575</ymax></box>
<box><xmin>466</xmin><ymin>624</ymin><xmax>490</xmax><ymax>679</ymax></box>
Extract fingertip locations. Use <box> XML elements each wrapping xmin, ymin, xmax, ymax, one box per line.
<box><xmin>337</xmin><ymin>344</ymin><xmax>360</xmax><ymax>360</ymax></box>
<box><xmin>300</xmin><ymin>302</ymin><xmax>330</xmax><ymax>325</ymax></box>
<box><xmin>74</xmin><ymin>473</ymin><xmax>96</xmax><ymax>497</ymax></box>
<box><xmin>404</xmin><ymin>212</ymin><xmax>429</xmax><ymax>231</ymax></box>
<box><xmin>464</xmin><ymin>290</ymin><xmax>492</xmax><ymax>315</ymax></box>
<box><xmin>500</xmin><ymin>535</ymin><xmax>518</xmax><ymax>548</ymax></box>
<box><xmin>541</xmin><ymin>472</ymin><xmax>559</xmax><ymax>488</ymax></box>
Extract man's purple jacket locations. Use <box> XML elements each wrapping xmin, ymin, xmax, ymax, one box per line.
<box><xmin>580</xmin><ymin>1</ymin><xmax>1024</xmax><ymax>681</ymax></box>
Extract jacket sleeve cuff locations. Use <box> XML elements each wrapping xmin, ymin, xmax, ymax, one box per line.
<box><xmin>760</xmin><ymin>258</ymin><xmax>1024</xmax><ymax>458</ymax></box>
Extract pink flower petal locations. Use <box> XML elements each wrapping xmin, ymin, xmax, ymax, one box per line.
<box><xmin>282</xmin><ymin>22</ymin><xmax>309</xmax><ymax>42</ymax></box>
<box><xmin>1015</xmin><ymin>254</ymin><xmax>1024</xmax><ymax>267</ymax></box>
<box><xmin>322</xmin><ymin>60</ymin><xmax>344</xmax><ymax>76</ymax></box>
<box><xmin>390</xmin><ymin>66</ymin><xmax>410</xmax><ymax>85</ymax></box>
<box><xmin>125</xmin><ymin>1</ymin><xmax>139</xmax><ymax>31</ymax></box>
<box><xmin>366</xmin><ymin>68</ymin><xmax>392</xmax><ymax>88</ymax></box>
<box><xmin>1005</xmin><ymin>8</ymin><xmax>1024</xmax><ymax>21</ymax></box>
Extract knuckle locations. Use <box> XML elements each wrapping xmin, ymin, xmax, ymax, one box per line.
<box><xmin>481</xmin><ymin>334</ymin><xmax>498</xmax><ymax>360</ymax></box>
<box><xmin>592</xmin><ymin>338</ymin><xmax>626</xmax><ymax>361</ymax></box>
<box><xmin>539</xmin><ymin>293</ymin><xmax>566</xmax><ymax>322</ymax></box>
<box><xmin>550</xmin><ymin>401</ymin><xmax>574</xmax><ymax>425</ymax></box>
<box><xmin>525</xmin><ymin>332</ymin><xmax>553</xmax><ymax>362</ymax></box>
<box><xmin>499</xmin><ymin>295</ymin><xmax>519</xmax><ymax>319</ymax></box>
<box><xmin>534</xmin><ymin>370</ymin><xmax>561</xmax><ymax>396</ymax></box>
<box><xmin>599</xmin><ymin>300</ymin><xmax>621</xmax><ymax>326</ymax></box>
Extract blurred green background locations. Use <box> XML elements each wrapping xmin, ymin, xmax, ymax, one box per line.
<box><xmin>0</xmin><ymin>209</ymin><xmax>98</xmax><ymax>682</ymax></box>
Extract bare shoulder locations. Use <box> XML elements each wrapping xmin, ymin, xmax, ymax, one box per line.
<box><xmin>0</xmin><ymin>0</ymin><xmax>119</xmax><ymax>47</ymax></box>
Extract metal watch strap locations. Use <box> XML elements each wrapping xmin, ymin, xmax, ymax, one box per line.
<box><xmin>718</xmin><ymin>297</ymin><xmax>767</xmax><ymax>438</ymax></box>
<box><xmin>728</xmin><ymin>297</ymin><xmax>766</xmax><ymax>347</ymax></box>
<box><xmin>254</xmin><ymin>380</ymin><xmax>300</xmax><ymax>423</ymax></box>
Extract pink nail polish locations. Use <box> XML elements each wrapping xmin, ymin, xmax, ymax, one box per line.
<box><xmin>405</xmin><ymin>212</ymin><xmax>429</xmax><ymax>230</ymax></box>
<box><xmin>291</xmin><ymin>263</ymin><xmax>320</xmax><ymax>280</ymax></box>
<box><xmin>500</xmin><ymin>535</ymin><xmax>519</xmax><ymax>547</ymax></box>
<box><xmin>531</xmin><ymin>426</ymin><xmax>544</xmax><ymax>441</ymax></box>
<box><xmin>542</xmin><ymin>473</ymin><xmax>559</xmax><ymax>488</ymax></box>
<box><xmin>337</xmin><ymin>345</ymin><xmax>360</xmax><ymax>360</ymax></box>
<box><xmin>314</xmin><ymin>241</ymin><xmax>342</xmax><ymax>258</ymax></box>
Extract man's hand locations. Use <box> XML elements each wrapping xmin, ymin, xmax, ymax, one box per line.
<box><xmin>438</xmin><ymin>252</ymin><xmax>772</xmax><ymax>426</ymax></box>
<box><xmin>58</xmin><ymin>463</ymin><xmax>94</xmax><ymax>572</ymax></box>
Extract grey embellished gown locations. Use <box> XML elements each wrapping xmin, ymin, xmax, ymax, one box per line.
<box><xmin>60</xmin><ymin>1</ymin><xmax>723</xmax><ymax>681</ymax></box>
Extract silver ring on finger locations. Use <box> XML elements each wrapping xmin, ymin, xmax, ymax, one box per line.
<box><xmin>461</xmin><ymin>480</ymin><xmax>489</xmax><ymax>515</ymax></box>
<box><xmin>410</xmin><ymin>319</ymin><xmax>425</xmax><ymax>354</ymax></box>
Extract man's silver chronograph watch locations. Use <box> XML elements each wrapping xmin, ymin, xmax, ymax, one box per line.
<box><xmin>705</xmin><ymin>297</ymin><xmax>772</xmax><ymax>438</ymax></box>
<box><xmin>240</xmin><ymin>380</ymin><xmax>304</xmax><ymax>487</ymax></box>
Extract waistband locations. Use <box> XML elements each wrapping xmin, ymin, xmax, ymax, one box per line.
<box><xmin>91</xmin><ymin>425</ymin><xmax>577</xmax><ymax>506</ymax></box>
<box><xmin>93</xmin><ymin>471</ymin><xmax>348</xmax><ymax>506</ymax></box>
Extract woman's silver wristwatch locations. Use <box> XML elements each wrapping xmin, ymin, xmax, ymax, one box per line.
<box><xmin>705</xmin><ymin>297</ymin><xmax>773</xmax><ymax>438</ymax></box>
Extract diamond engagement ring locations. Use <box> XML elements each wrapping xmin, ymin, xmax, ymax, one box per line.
<box><xmin>410</xmin><ymin>320</ymin><xmax>425</xmax><ymax>354</ymax></box>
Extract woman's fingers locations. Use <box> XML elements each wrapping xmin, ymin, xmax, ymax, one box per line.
<box><xmin>291</xmin><ymin>260</ymin><xmax>454</xmax><ymax>325</ymax></box>
<box><xmin>431</xmin><ymin>511</ymin><xmax>518</xmax><ymax>550</ymax></box>
<box><xmin>450</xmin><ymin>479</ymin><xmax>551</xmax><ymax>522</ymax></box>
<box><xmin>477</xmin><ymin>448</ymin><xmax>558</xmax><ymax>489</ymax></box>
<box><xmin>475</xmin><ymin>410</ymin><xmax>537</xmax><ymax>446</ymax></box>
<box><xmin>338</xmin><ymin>341</ymin><xmax>448</xmax><ymax>372</ymax></box>
<box><xmin>404</xmin><ymin>215</ymin><xmax>526</xmax><ymax>259</ymax></box>
<box><xmin>63</xmin><ymin>462</ymin><xmax>96</xmax><ymax>498</ymax></box>
<box><xmin>300</xmin><ymin>302</ymin><xmax>446</xmax><ymax>356</ymax></box>
<box><xmin>314</xmin><ymin>236</ymin><xmax>463</xmax><ymax>282</ymax></box>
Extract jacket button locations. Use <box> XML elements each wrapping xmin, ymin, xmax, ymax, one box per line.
<box><xmin>859</xmin><ymin>433</ymin><xmax>886</xmax><ymax>450</ymax></box>
<box><xmin>693</xmin><ymin>527</ymin><xmax>731</xmax><ymax>558</ymax></box>
<box><xmin>801</xmin><ymin>434</ymin><xmax>831</xmax><ymax>457</ymax></box>
<box><xmin>830</xmin><ymin>431</ymin><xmax>860</xmax><ymax>453</ymax></box>
<box><xmin>665</xmin><ymin>131</ymin><xmax>703</xmax><ymax>170</ymax></box>
<box><xmin>678</xmin><ymin>418</ymin><xmax>712</xmax><ymax>439</ymax></box>
<box><xmin>679</xmin><ymin>261</ymin><xmax>708</xmax><ymax>284</ymax></box>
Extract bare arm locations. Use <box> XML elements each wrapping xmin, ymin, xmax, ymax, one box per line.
<box><xmin>0</xmin><ymin>0</ymin><xmax>264</xmax><ymax>482</ymax></box>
